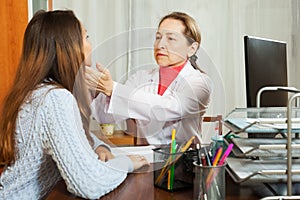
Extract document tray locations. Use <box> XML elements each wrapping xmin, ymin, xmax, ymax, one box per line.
<box><xmin>226</xmin><ymin>158</ymin><xmax>300</xmax><ymax>183</ymax></box>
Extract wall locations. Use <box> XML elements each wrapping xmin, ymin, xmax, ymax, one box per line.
<box><xmin>52</xmin><ymin>0</ymin><xmax>298</xmax><ymax>117</ymax></box>
<box><xmin>0</xmin><ymin>0</ymin><xmax>28</xmax><ymax>110</ymax></box>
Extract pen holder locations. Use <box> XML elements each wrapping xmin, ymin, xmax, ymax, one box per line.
<box><xmin>193</xmin><ymin>161</ymin><xmax>226</xmax><ymax>200</ymax></box>
<box><xmin>153</xmin><ymin>146</ymin><xmax>196</xmax><ymax>191</ymax></box>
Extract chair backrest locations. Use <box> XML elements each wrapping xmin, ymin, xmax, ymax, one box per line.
<box><xmin>203</xmin><ymin>114</ymin><xmax>223</xmax><ymax>135</ymax></box>
<box><xmin>126</xmin><ymin>118</ymin><xmax>144</xmax><ymax>145</ymax></box>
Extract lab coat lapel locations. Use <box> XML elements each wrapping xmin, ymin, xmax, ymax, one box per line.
<box><xmin>145</xmin><ymin>68</ymin><xmax>160</xmax><ymax>94</ymax></box>
<box><xmin>163</xmin><ymin>61</ymin><xmax>194</xmax><ymax>95</ymax></box>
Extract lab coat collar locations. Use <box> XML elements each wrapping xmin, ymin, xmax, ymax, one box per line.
<box><xmin>147</xmin><ymin>61</ymin><xmax>196</xmax><ymax>95</ymax></box>
<box><xmin>177</xmin><ymin>61</ymin><xmax>196</xmax><ymax>77</ymax></box>
<box><xmin>148</xmin><ymin>60</ymin><xmax>195</xmax><ymax>81</ymax></box>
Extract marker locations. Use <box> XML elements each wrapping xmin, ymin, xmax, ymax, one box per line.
<box><xmin>218</xmin><ymin>143</ymin><xmax>234</xmax><ymax>166</ymax></box>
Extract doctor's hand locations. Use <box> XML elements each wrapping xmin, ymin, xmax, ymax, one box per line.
<box><xmin>127</xmin><ymin>155</ymin><xmax>149</xmax><ymax>171</ymax></box>
<box><xmin>95</xmin><ymin>146</ymin><xmax>115</xmax><ymax>162</ymax></box>
<box><xmin>85</xmin><ymin>63</ymin><xmax>114</xmax><ymax>97</ymax></box>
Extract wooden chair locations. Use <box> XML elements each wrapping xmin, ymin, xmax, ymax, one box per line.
<box><xmin>203</xmin><ymin>114</ymin><xmax>223</xmax><ymax>135</ymax></box>
<box><xmin>126</xmin><ymin>118</ymin><xmax>140</xmax><ymax>145</ymax></box>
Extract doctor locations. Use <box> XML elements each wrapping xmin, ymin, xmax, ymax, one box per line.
<box><xmin>87</xmin><ymin>12</ymin><xmax>212</xmax><ymax>145</ymax></box>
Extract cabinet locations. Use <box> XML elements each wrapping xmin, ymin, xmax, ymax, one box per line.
<box><xmin>0</xmin><ymin>0</ymin><xmax>28</xmax><ymax>108</ymax></box>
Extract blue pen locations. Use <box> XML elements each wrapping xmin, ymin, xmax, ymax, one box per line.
<box><xmin>204</xmin><ymin>147</ymin><xmax>211</xmax><ymax>166</ymax></box>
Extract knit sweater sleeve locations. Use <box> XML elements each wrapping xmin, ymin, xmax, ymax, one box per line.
<box><xmin>90</xmin><ymin>132</ymin><xmax>111</xmax><ymax>151</ymax></box>
<box><xmin>41</xmin><ymin>88</ymin><xmax>132</xmax><ymax>199</ymax></box>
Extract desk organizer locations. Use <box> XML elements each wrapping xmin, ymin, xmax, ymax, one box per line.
<box><xmin>223</xmin><ymin>104</ymin><xmax>300</xmax><ymax>196</ymax></box>
<box><xmin>153</xmin><ymin>145</ymin><xmax>196</xmax><ymax>191</ymax></box>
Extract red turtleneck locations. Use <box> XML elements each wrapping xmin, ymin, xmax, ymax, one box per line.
<box><xmin>158</xmin><ymin>61</ymin><xmax>187</xmax><ymax>95</ymax></box>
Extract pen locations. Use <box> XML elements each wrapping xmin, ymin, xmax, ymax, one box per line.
<box><xmin>218</xmin><ymin>143</ymin><xmax>234</xmax><ymax>166</ymax></box>
<box><xmin>204</xmin><ymin>147</ymin><xmax>212</xmax><ymax>166</ymax></box>
<box><xmin>152</xmin><ymin>147</ymin><xmax>161</xmax><ymax>151</ymax></box>
<box><xmin>196</xmin><ymin>143</ymin><xmax>201</xmax><ymax>165</ymax></box>
<box><xmin>201</xmin><ymin>153</ymin><xmax>207</xmax><ymax>166</ymax></box>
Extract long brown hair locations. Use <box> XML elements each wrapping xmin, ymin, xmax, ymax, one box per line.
<box><xmin>159</xmin><ymin>12</ymin><xmax>203</xmax><ymax>72</ymax></box>
<box><xmin>0</xmin><ymin>10</ymin><xmax>91</xmax><ymax>166</ymax></box>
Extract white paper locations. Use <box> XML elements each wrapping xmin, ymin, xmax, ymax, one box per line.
<box><xmin>246</xmin><ymin>118</ymin><xmax>300</xmax><ymax>130</ymax></box>
<box><xmin>111</xmin><ymin>145</ymin><xmax>156</xmax><ymax>163</ymax></box>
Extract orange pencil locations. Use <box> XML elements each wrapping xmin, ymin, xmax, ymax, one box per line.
<box><xmin>212</xmin><ymin>147</ymin><xmax>223</xmax><ymax>166</ymax></box>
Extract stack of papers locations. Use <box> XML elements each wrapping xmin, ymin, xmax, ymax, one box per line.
<box><xmin>111</xmin><ymin>145</ymin><xmax>156</xmax><ymax>163</ymax></box>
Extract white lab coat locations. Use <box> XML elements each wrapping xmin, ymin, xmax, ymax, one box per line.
<box><xmin>91</xmin><ymin>61</ymin><xmax>212</xmax><ymax>145</ymax></box>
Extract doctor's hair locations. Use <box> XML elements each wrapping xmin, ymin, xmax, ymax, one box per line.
<box><xmin>158</xmin><ymin>12</ymin><xmax>204</xmax><ymax>72</ymax></box>
<box><xmin>0</xmin><ymin>10</ymin><xmax>92</xmax><ymax>166</ymax></box>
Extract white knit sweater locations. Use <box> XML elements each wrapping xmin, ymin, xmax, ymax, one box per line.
<box><xmin>0</xmin><ymin>85</ymin><xmax>133</xmax><ymax>200</ymax></box>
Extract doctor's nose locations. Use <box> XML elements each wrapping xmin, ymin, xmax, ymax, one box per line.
<box><xmin>156</xmin><ymin>37</ymin><xmax>167</xmax><ymax>49</ymax></box>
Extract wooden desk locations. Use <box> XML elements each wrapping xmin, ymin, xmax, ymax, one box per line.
<box><xmin>46</xmin><ymin>167</ymin><xmax>262</xmax><ymax>200</ymax></box>
<box><xmin>94</xmin><ymin>130</ymin><xmax>135</xmax><ymax>146</ymax></box>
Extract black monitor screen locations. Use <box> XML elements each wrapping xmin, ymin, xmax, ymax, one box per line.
<box><xmin>244</xmin><ymin>36</ymin><xmax>288</xmax><ymax>107</ymax></box>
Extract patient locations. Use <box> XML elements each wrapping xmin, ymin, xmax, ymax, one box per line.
<box><xmin>0</xmin><ymin>10</ymin><xmax>148</xmax><ymax>199</ymax></box>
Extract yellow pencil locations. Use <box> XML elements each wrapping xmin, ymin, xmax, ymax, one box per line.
<box><xmin>179</xmin><ymin>135</ymin><xmax>195</xmax><ymax>152</ymax></box>
<box><xmin>171</xmin><ymin>129</ymin><xmax>176</xmax><ymax>141</ymax></box>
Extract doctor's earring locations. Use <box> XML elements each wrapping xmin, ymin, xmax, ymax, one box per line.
<box><xmin>190</xmin><ymin>54</ymin><xmax>198</xmax><ymax>62</ymax></box>
<box><xmin>189</xmin><ymin>54</ymin><xmax>198</xmax><ymax>69</ymax></box>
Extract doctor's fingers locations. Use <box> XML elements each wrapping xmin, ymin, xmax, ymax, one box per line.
<box><xmin>86</xmin><ymin>69</ymin><xmax>104</xmax><ymax>83</ymax></box>
<box><xmin>85</xmin><ymin>67</ymin><xmax>103</xmax><ymax>79</ymax></box>
<box><xmin>95</xmin><ymin>63</ymin><xmax>111</xmax><ymax>78</ymax></box>
<box><xmin>95</xmin><ymin>81</ymin><xmax>106</xmax><ymax>91</ymax></box>
<box><xmin>96</xmin><ymin>78</ymin><xmax>113</xmax><ymax>96</ymax></box>
<box><xmin>95</xmin><ymin>62</ymin><xmax>107</xmax><ymax>73</ymax></box>
<box><xmin>85</xmin><ymin>73</ymin><xmax>97</xmax><ymax>86</ymax></box>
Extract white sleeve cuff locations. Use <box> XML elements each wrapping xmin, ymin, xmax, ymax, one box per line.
<box><xmin>90</xmin><ymin>133</ymin><xmax>111</xmax><ymax>151</ymax></box>
<box><xmin>106</xmin><ymin>155</ymin><xmax>134</xmax><ymax>173</ymax></box>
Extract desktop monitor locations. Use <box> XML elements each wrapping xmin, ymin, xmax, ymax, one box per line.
<box><xmin>244</xmin><ymin>36</ymin><xmax>288</xmax><ymax>107</ymax></box>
